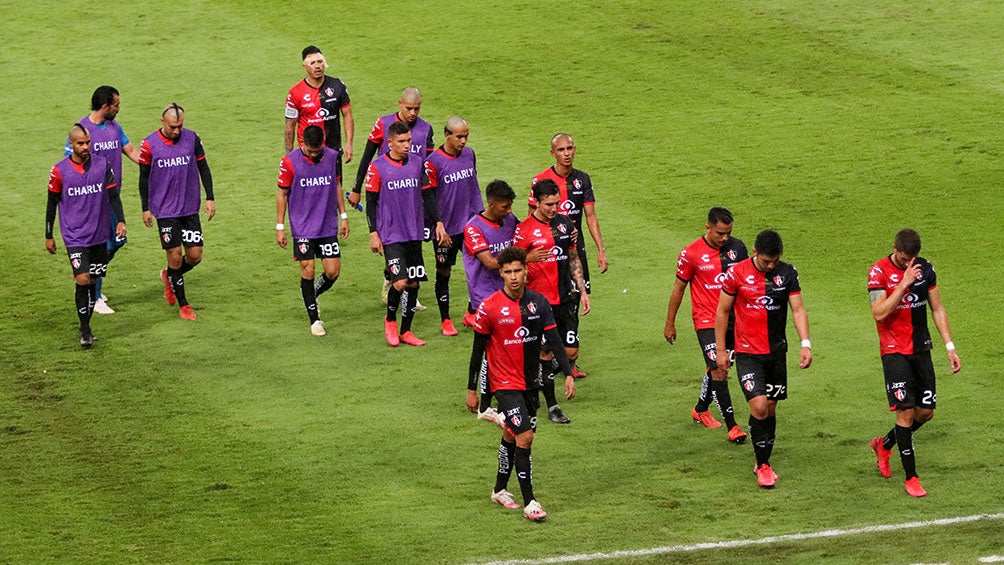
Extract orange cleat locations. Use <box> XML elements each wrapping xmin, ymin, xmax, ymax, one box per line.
<box><xmin>179</xmin><ymin>305</ymin><xmax>197</xmax><ymax>320</ymax></box>
<box><xmin>462</xmin><ymin>311</ymin><xmax>477</xmax><ymax>328</ymax></box>
<box><xmin>870</xmin><ymin>437</ymin><xmax>893</xmax><ymax>478</ymax></box>
<box><xmin>572</xmin><ymin>364</ymin><xmax>588</xmax><ymax>379</ymax></box>
<box><xmin>904</xmin><ymin>476</ymin><xmax>927</xmax><ymax>497</ymax></box>
<box><xmin>384</xmin><ymin>320</ymin><xmax>400</xmax><ymax>347</ymax></box>
<box><xmin>160</xmin><ymin>269</ymin><xmax>177</xmax><ymax>306</ymax></box>
<box><xmin>692</xmin><ymin>408</ymin><xmax>722</xmax><ymax>429</ymax></box>
<box><xmin>727</xmin><ymin>425</ymin><xmax>748</xmax><ymax>444</ymax></box>
<box><xmin>755</xmin><ymin>464</ymin><xmax>777</xmax><ymax>488</ymax></box>
<box><xmin>441</xmin><ymin>319</ymin><xmax>459</xmax><ymax>337</ymax></box>
<box><xmin>399</xmin><ymin>331</ymin><xmax>426</xmax><ymax>346</ymax></box>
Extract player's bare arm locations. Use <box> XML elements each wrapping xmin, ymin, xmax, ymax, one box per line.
<box><xmin>584</xmin><ymin>203</ymin><xmax>608</xmax><ymax>273</ymax></box>
<box><xmin>664</xmin><ymin>278</ymin><xmax>688</xmax><ymax>344</ymax></box>
<box><xmin>928</xmin><ymin>287</ymin><xmax>961</xmax><ymax>373</ymax></box>
<box><xmin>276</xmin><ymin>188</ymin><xmax>289</xmax><ymax>248</ymax></box>
<box><xmin>525</xmin><ymin>247</ymin><xmax>550</xmax><ymax>262</ymax></box>
<box><xmin>284</xmin><ymin>118</ymin><xmax>297</xmax><ymax>153</ymax></box>
<box><xmin>569</xmin><ymin>247</ymin><xmax>590</xmax><ymax>315</ymax></box>
<box><xmin>871</xmin><ymin>258</ymin><xmax>920</xmax><ymax>322</ymax></box>
<box><xmin>341</xmin><ymin>106</ymin><xmax>354</xmax><ymax>162</ymax></box>
<box><xmin>789</xmin><ymin>293</ymin><xmax>812</xmax><ymax>369</ymax></box>
<box><xmin>337</xmin><ymin>179</ymin><xmax>349</xmax><ymax>239</ymax></box>
<box><xmin>714</xmin><ymin>292</ymin><xmax>735</xmax><ymax>373</ymax></box>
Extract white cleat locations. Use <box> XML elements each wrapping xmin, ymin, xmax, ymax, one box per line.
<box><xmin>93</xmin><ymin>298</ymin><xmax>115</xmax><ymax>314</ymax></box>
<box><xmin>523</xmin><ymin>500</ymin><xmax>547</xmax><ymax>522</ymax></box>
<box><xmin>414</xmin><ymin>298</ymin><xmax>427</xmax><ymax>312</ymax></box>
<box><xmin>491</xmin><ymin>489</ymin><xmax>521</xmax><ymax>509</ymax></box>
<box><xmin>477</xmin><ymin>407</ymin><xmax>506</xmax><ymax>428</ymax></box>
<box><xmin>310</xmin><ymin>320</ymin><xmax>326</xmax><ymax>337</ymax></box>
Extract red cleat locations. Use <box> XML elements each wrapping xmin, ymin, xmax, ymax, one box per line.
<box><xmin>441</xmin><ymin>319</ymin><xmax>459</xmax><ymax>337</ymax></box>
<box><xmin>691</xmin><ymin>408</ymin><xmax>722</xmax><ymax>429</ymax></box>
<box><xmin>179</xmin><ymin>305</ymin><xmax>197</xmax><ymax>320</ymax></box>
<box><xmin>871</xmin><ymin>437</ymin><xmax>893</xmax><ymax>478</ymax></box>
<box><xmin>462</xmin><ymin>311</ymin><xmax>477</xmax><ymax>328</ymax></box>
<box><xmin>572</xmin><ymin>364</ymin><xmax>588</xmax><ymax>379</ymax></box>
<box><xmin>755</xmin><ymin>464</ymin><xmax>777</xmax><ymax>488</ymax></box>
<box><xmin>904</xmin><ymin>476</ymin><xmax>927</xmax><ymax>497</ymax></box>
<box><xmin>727</xmin><ymin>425</ymin><xmax>748</xmax><ymax>444</ymax></box>
<box><xmin>399</xmin><ymin>331</ymin><xmax>426</xmax><ymax>346</ymax></box>
<box><xmin>384</xmin><ymin>320</ymin><xmax>400</xmax><ymax>347</ymax></box>
<box><xmin>160</xmin><ymin>269</ymin><xmax>177</xmax><ymax>306</ymax></box>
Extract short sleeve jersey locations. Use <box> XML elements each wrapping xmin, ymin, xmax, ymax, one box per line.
<box><xmin>513</xmin><ymin>214</ymin><xmax>578</xmax><ymax>306</ymax></box>
<box><xmin>139</xmin><ymin>129</ymin><xmax>205</xmax><ymax>218</ymax></box>
<box><xmin>676</xmin><ymin>236</ymin><xmax>748</xmax><ymax>330</ymax></box>
<box><xmin>473</xmin><ymin>288</ymin><xmax>557</xmax><ymax>392</ymax></box>
<box><xmin>424</xmin><ymin>146</ymin><xmax>484</xmax><ymax>235</ymax></box>
<box><xmin>367</xmin><ymin>113</ymin><xmax>434</xmax><ymax>158</ymax></box>
<box><xmin>463</xmin><ymin>212</ymin><xmax>518</xmax><ymax>308</ymax></box>
<box><xmin>285</xmin><ymin>76</ymin><xmax>351</xmax><ymax>150</ymax></box>
<box><xmin>278</xmin><ymin>146</ymin><xmax>343</xmax><ymax>239</ymax></box>
<box><xmin>364</xmin><ymin>154</ymin><xmax>428</xmax><ymax>245</ymax></box>
<box><xmin>867</xmin><ymin>255</ymin><xmax>937</xmax><ymax>356</ymax></box>
<box><xmin>530</xmin><ymin>167</ymin><xmax>595</xmax><ymax>233</ymax></box>
<box><xmin>722</xmin><ymin>258</ymin><xmax>802</xmax><ymax>355</ymax></box>
<box><xmin>70</xmin><ymin>116</ymin><xmax>130</xmax><ymax>186</ymax></box>
<box><xmin>48</xmin><ymin>155</ymin><xmax>116</xmax><ymax>247</ymax></box>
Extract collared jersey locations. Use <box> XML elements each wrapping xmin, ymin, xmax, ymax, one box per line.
<box><xmin>513</xmin><ymin>213</ymin><xmax>577</xmax><ymax>306</ymax></box>
<box><xmin>285</xmin><ymin>76</ymin><xmax>351</xmax><ymax>150</ymax></box>
<box><xmin>867</xmin><ymin>255</ymin><xmax>937</xmax><ymax>356</ymax></box>
<box><xmin>530</xmin><ymin>167</ymin><xmax>595</xmax><ymax>233</ymax></box>
<box><xmin>474</xmin><ymin>289</ymin><xmax>557</xmax><ymax>392</ymax></box>
<box><xmin>722</xmin><ymin>258</ymin><xmax>802</xmax><ymax>355</ymax></box>
<box><xmin>676</xmin><ymin>236</ymin><xmax>748</xmax><ymax>330</ymax></box>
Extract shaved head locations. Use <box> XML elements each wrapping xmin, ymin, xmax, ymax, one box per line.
<box><xmin>69</xmin><ymin>122</ymin><xmax>89</xmax><ymax>139</ymax></box>
<box><xmin>162</xmin><ymin>102</ymin><xmax>185</xmax><ymax>121</ymax></box>
<box><xmin>550</xmin><ymin>133</ymin><xmax>573</xmax><ymax>151</ymax></box>
<box><xmin>68</xmin><ymin>123</ymin><xmax>91</xmax><ymax>162</ymax></box>
<box><xmin>401</xmin><ymin>87</ymin><xmax>422</xmax><ymax>104</ymax></box>
<box><xmin>445</xmin><ymin>116</ymin><xmax>468</xmax><ymax>134</ymax></box>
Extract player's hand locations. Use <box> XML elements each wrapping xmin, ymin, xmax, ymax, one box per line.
<box><xmin>899</xmin><ymin>258</ymin><xmax>921</xmax><ymax>289</ymax></box>
<box><xmin>340</xmin><ymin>218</ymin><xmax>350</xmax><ymax>239</ymax></box>
<box><xmin>597</xmin><ymin>249</ymin><xmax>609</xmax><ymax>273</ymax></box>
<box><xmin>276</xmin><ymin>230</ymin><xmax>287</xmax><ymax>249</ymax></box>
<box><xmin>205</xmin><ymin>200</ymin><xmax>216</xmax><ymax>221</ymax></box>
<box><xmin>526</xmin><ymin>247</ymin><xmax>550</xmax><ymax>262</ymax></box>
<box><xmin>435</xmin><ymin>223</ymin><xmax>451</xmax><ymax>248</ymax></box>
<box><xmin>347</xmin><ymin>192</ymin><xmax>361</xmax><ymax>208</ymax></box>
<box><xmin>45</xmin><ymin>238</ymin><xmax>57</xmax><ymax>254</ymax></box>
<box><xmin>948</xmin><ymin>350</ymin><xmax>961</xmax><ymax>374</ymax></box>
<box><xmin>799</xmin><ymin>347</ymin><xmax>813</xmax><ymax>369</ymax></box>
<box><xmin>580</xmin><ymin>293</ymin><xmax>591</xmax><ymax>316</ymax></box>
<box><xmin>716</xmin><ymin>351</ymin><xmax>731</xmax><ymax>373</ymax></box>
<box><xmin>564</xmin><ymin>375</ymin><xmax>576</xmax><ymax>400</ymax></box>
<box><xmin>143</xmin><ymin>211</ymin><xmax>153</xmax><ymax>227</ymax></box>
<box><xmin>115</xmin><ymin>222</ymin><xmax>127</xmax><ymax>239</ymax></box>
<box><xmin>466</xmin><ymin>390</ymin><xmax>478</xmax><ymax>413</ymax></box>
<box><xmin>343</xmin><ymin>146</ymin><xmax>353</xmax><ymax>163</ymax></box>
<box><xmin>369</xmin><ymin>232</ymin><xmax>383</xmax><ymax>255</ymax></box>
<box><xmin>664</xmin><ymin>324</ymin><xmax>677</xmax><ymax>344</ymax></box>
<box><xmin>570</xmin><ymin>228</ymin><xmax>579</xmax><ymax>245</ymax></box>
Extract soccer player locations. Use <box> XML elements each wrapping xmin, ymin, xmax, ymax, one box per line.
<box><xmin>867</xmin><ymin>228</ymin><xmax>961</xmax><ymax>497</ymax></box>
<box><xmin>366</xmin><ymin>121</ymin><xmax>449</xmax><ymax>347</ymax></box>
<box><xmin>530</xmin><ymin>133</ymin><xmax>607</xmax><ymax>377</ymax></box>
<box><xmin>348</xmin><ymin>87</ymin><xmax>434</xmax><ymax>207</ymax></box>
<box><xmin>67</xmin><ymin>86</ymin><xmax>142</xmax><ymax>314</ymax></box>
<box><xmin>664</xmin><ymin>207</ymin><xmax>748</xmax><ymax>443</ymax></box>
<box><xmin>45</xmin><ymin>123</ymin><xmax>127</xmax><ymax>347</ymax></box>
<box><xmin>284</xmin><ymin>45</ymin><xmax>354</xmax><ymax>162</ymax></box>
<box><xmin>424</xmin><ymin>116</ymin><xmax>484</xmax><ymax>336</ymax></box>
<box><xmin>139</xmin><ymin>103</ymin><xmax>216</xmax><ymax>320</ymax></box>
<box><xmin>276</xmin><ymin>125</ymin><xmax>350</xmax><ymax>336</ymax></box>
<box><xmin>714</xmin><ymin>230</ymin><xmax>812</xmax><ymax>488</ymax></box>
<box><xmin>514</xmin><ymin>179</ymin><xmax>589</xmax><ymax>424</ymax></box>
<box><xmin>466</xmin><ymin>246</ymin><xmax>576</xmax><ymax>522</ymax></box>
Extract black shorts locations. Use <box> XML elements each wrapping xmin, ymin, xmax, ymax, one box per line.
<box><xmin>157</xmin><ymin>214</ymin><xmax>203</xmax><ymax>249</ymax></box>
<box><xmin>384</xmin><ymin>241</ymin><xmax>427</xmax><ymax>283</ymax></box>
<box><xmin>495</xmin><ymin>389</ymin><xmax>539</xmax><ymax>435</ymax></box>
<box><xmin>735</xmin><ymin>352</ymin><xmax>788</xmax><ymax>402</ymax></box>
<box><xmin>292</xmin><ymin>236</ymin><xmax>341</xmax><ymax>261</ymax></box>
<box><xmin>578</xmin><ymin>246</ymin><xmax>591</xmax><ymax>294</ymax></box>
<box><xmin>547</xmin><ymin>301</ymin><xmax>580</xmax><ymax>350</ymax></box>
<box><xmin>66</xmin><ymin>244</ymin><xmax>108</xmax><ymax>277</ymax></box>
<box><xmin>697</xmin><ymin>328</ymin><xmax>734</xmax><ymax>370</ymax></box>
<box><xmin>882</xmin><ymin>351</ymin><xmax>937</xmax><ymax>410</ymax></box>
<box><xmin>434</xmin><ymin>233</ymin><xmax>463</xmax><ymax>269</ymax></box>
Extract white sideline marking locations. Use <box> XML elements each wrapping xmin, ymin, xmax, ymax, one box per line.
<box><xmin>475</xmin><ymin>513</ymin><xmax>1004</xmax><ymax>565</ymax></box>
<box><xmin>979</xmin><ymin>557</ymin><xmax>1004</xmax><ymax>563</ymax></box>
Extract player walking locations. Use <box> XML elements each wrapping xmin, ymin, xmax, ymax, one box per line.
<box><xmin>867</xmin><ymin>228</ymin><xmax>961</xmax><ymax>497</ymax></box>
<box><xmin>284</xmin><ymin>45</ymin><xmax>354</xmax><ymax>161</ymax></box>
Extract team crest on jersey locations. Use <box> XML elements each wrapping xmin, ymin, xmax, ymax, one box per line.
<box><xmin>162</xmin><ymin>233</ymin><xmax>171</xmax><ymax>244</ymax></box>
<box><xmin>298</xmin><ymin>243</ymin><xmax>308</xmax><ymax>255</ymax></box>
<box><xmin>510</xmin><ymin>414</ymin><xmax>522</xmax><ymax>428</ymax></box>
<box><xmin>325</xmin><ymin>87</ymin><xmax>334</xmax><ymax>97</ymax></box>
<box><xmin>727</xmin><ymin>249</ymin><xmax>737</xmax><ymax>260</ymax></box>
<box><xmin>773</xmin><ymin>275</ymin><xmax>784</xmax><ymax>286</ymax></box>
<box><xmin>71</xmin><ymin>257</ymin><xmax>81</xmax><ymax>269</ymax></box>
<box><xmin>744</xmin><ymin>380</ymin><xmax>754</xmax><ymax>392</ymax></box>
<box><xmin>527</xmin><ymin>301</ymin><xmax>537</xmax><ymax>314</ymax></box>
<box><xmin>557</xmin><ymin>223</ymin><xmax>567</xmax><ymax>234</ymax></box>
<box><xmin>573</xmin><ymin>179</ymin><xmax>581</xmax><ymax>189</ymax></box>
<box><xmin>893</xmin><ymin>389</ymin><xmax>906</xmax><ymax>402</ymax></box>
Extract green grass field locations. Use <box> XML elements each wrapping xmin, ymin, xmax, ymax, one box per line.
<box><xmin>2</xmin><ymin>1</ymin><xmax>1003</xmax><ymax>562</ymax></box>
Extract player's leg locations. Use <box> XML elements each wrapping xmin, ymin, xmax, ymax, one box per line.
<box><xmin>70</xmin><ymin>252</ymin><xmax>95</xmax><ymax>346</ymax></box>
<box><xmin>693</xmin><ymin>329</ymin><xmax>722</xmax><ymax>429</ymax></box>
<box><xmin>315</xmin><ymin>255</ymin><xmax>341</xmax><ymax>298</ymax></box>
<box><xmin>737</xmin><ymin>354</ymin><xmax>774</xmax><ymax>487</ymax></box>
<box><xmin>488</xmin><ymin>391</ymin><xmax>521</xmax><ymax>510</ymax></box>
<box><xmin>762</xmin><ymin>354</ymin><xmax>787</xmax><ymax>464</ymax></box>
<box><xmin>398</xmin><ymin>242</ymin><xmax>428</xmax><ymax>345</ymax></box>
<box><xmin>298</xmin><ymin>256</ymin><xmax>319</xmax><ymax>325</ymax></box>
<box><xmin>434</xmin><ymin>237</ymin><xmax>461</xmax><ymax>335</ymax></box>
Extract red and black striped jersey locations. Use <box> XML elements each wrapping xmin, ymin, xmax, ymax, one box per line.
<box><xmin>676</xmin><ymin>236</ymin><xmax>748</xmax><ymax>330</ymax></box>
<box><xmin>513</xmin><ymin>214</ymin><xmax>578</xmax><ymax>306</ymax></box>
<box><xmin>722</xmin><ymin>258</ymin><xmax>801</xmax><ymax>355</ymax></box>
<box><xmin>867</xmin><ymin>255</ymin><xmax>937</xmax><ymax>356</ymax></box>
<box><xmin>473</xmin><ymin>289</ymin><xmax>557</xmax><ymax>392</ymax></box>
<box><xmin>529</xmin><ymin>167</ymin><xmax>594</xmax><ymax>233</ymax></box>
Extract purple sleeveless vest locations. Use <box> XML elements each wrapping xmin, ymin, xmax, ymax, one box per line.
<box><xmin>79</xmin><ymin>116</ymin><xmax>124</xmax><ymax>185</ymax></box>
<box><xmin>145</xmin><ymin>129</ymin><xmax>201</xmax><ymax>218</ymax></box>
<box><xmin>377</xmin><ymin>114</ymin><xmax>433</xmax><ymax>158</ymax></box>
<box><xmin>372</xmin><ymin>154</ymin><xmax>425</xmax><ymax>245</ymax></box>
<box><xmin>56</xmin><ymin>155</ymin><xmax>111</xmax><ymax>247</ymax></box>
<box><xmin>287</xmin><ymin>147</ymin><xmax>341</xmax><ymax>239</ymax></box>
<box><xmin>463</xmin><ymin>213</ymin><xmax>517</xmax><ymax>308</ymax></box>
<box><xmin>425</xmin><ymin>147</ymin><xmax>483</xmax><ymax>235</ymax></box>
